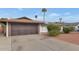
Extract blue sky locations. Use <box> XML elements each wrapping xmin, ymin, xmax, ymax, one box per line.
<box><xmin>0</xmin><ymin>8</ymin><xmax>79</xmax><ymax>23</ymax></box>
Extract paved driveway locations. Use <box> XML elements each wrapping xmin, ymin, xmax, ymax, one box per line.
<box><xmin>11</xmin><ymin>35</ymin><xmax>79</xmax><ymax>51</ymax></box>
<box><xmin>0</xmin><ymin>36</ymin><xmax>11</xmax><ymax>51</ymax></box>
<box><xmin>0</xmin><ymin>35</ymin><xmax>79</xmax><ymax>51</ymax></box>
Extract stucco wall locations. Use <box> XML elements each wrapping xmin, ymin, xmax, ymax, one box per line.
<box><xmin>39</xmin><ymin>24</ymin><xmax>48</xmax><ymax>33</ymax></box>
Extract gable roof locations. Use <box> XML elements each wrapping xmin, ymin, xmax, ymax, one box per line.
<box><xmin>16</xmin><ymin>17</ymin><xmax>32</xmax><ymax>20</ymax></box>
<box><xmin>0</xmin><ymin>17</ymin><xmax>44</xmax><ymax>24</ymax></box>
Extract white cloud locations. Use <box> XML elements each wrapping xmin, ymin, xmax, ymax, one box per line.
<box><xmin>49</xmin><ymin>13</ymin><xmax>60</xmax><ymax>17</ymax></box>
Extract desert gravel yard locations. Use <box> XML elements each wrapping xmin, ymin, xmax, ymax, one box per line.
<box><xmin>55</xmin><ymin>32</ymin><xmax>79</xmax><ymax>45</ymax></box>
<box><xmin>0</xmin><ymin>34</ymin><xmax>79</xmax><ymax>51</ymax></box>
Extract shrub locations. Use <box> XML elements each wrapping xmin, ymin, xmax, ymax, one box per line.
<box><xmin>68</xmin><ymin>26</ymin><xmax>75</xmax><ymax>31</ymax></box>
<box><xmin>63</xmin><ymin>27</ymin><xmax>71</xmax><ymax>33</ymax></box>
<box><xmin>47</xmin><ymin>24</ymin><xmax>61</xmax><ymax>36</ymax></box>
<box><xmin>48</xmin><ymin>30</ymin><xmax>60</xmax><ymax>36</ymax></box>
<box><xmin>47</xmin><ymin>24</ymin><xmax>60</xmax><ymax>31</ymax></box>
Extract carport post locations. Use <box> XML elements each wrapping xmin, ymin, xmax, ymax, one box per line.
<box><xmin>6</xmin><ymin>22</ymin><xmax>9</xmax><ymax>37</ymax></box>
<box><xmin>38</xmin><ymin>24</ymin><xmax>41</xmax><ymax>34</ymax></box>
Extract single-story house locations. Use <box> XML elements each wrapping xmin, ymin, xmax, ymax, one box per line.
<box><xmin>0</xmin><ymin>17</ymin><xmax>44</xmax><ymax>37</ymax></box>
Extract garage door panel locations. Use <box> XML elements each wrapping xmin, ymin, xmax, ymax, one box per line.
<box><xmin>11</xmin><ymin>23</ymin><xmax>38</xmax><ymax>36</ymax></box>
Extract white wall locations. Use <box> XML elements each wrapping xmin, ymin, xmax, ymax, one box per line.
<box><xmin>39</xmin><ymin>24</ymin><xmax>48</xmax><ymax>33</ymax></box>
<box><xmin>60</xmin><ymin>26</ymin><xmax>63</xmax><ymax>32</ymax></box>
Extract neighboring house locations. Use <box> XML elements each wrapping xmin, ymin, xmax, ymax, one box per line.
<box><xmin>75</xmin><ymin>24</ymin><xmax>79</xmax><ymax>31</ymax></box>
<box><xmin>0</xmin><ymin>17</ymin><xmax>44</xmax><ymax>37</ymax></box>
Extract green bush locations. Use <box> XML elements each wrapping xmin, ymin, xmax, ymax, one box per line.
<box><xmin>63</xmin><ymin>27</ymin><xmax>71</xmax><ymax>33</ymax></box>
<box><xmin>47</xmin><ymin>24</ymin><xmax>60</xmax><ymax>31</ymax></box>
<box><xmin>47</xmin><ymin>24</ymin><xmax>60</xmax><ymax>36</ymax></box>
<box><xmin>68</xmin><ymin>26</ymin><xmax>75</xmax><ymax>31</ymax></box>
<box><xmin>48</xmin><ymin>30</ymin><xmax>60</xmax><ymax>36</ymax></box>
<box><xmin>63</xmin><ymin>26</ymin><xmax>75</xmax><ymax>33</ymax></box>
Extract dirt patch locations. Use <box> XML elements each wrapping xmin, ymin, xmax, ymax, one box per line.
<box><xmin>42</xmin><ymin>32</ymin><xmax>79</xmax><ymax>45</ymax></box>
<box><xmin>55</xmin><ymin>32</ymin><xmax>79</xmax><ymax>45</ymax></box>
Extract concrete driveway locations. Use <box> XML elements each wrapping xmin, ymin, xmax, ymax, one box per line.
<box><xmin>0</xmin><ymin>36</ymin><xmax>11</xmax><ymax>51</ymax></box>
<box><xmin>0</xmin><ymin>34</ymin><xmax>79</xmax><ymax>51</ymax></box>
<box><xmin>11</xmin><ymin>35</ymin><xmax>79</xmax><ymax>51</ymax></box>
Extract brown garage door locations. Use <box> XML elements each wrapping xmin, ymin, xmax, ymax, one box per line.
<box><xmin>11</xmin><ymin>23</ymin><xmax>39</xmax><ymax>36</ymax></box>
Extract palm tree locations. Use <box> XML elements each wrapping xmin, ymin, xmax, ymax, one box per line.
<box><xmin>42</xmin><ymin>8</ymin><xmax>47</xmax><ymax>23</ymax></box>
<box><xmin>59</xmin><ymin>18</ymin><xmax>62</xmax><ymax>24</ymax></box>
<box><xmin>35</xmin><ymin>15</ymin><xmax>38</xmax><ymax>20</ymax></box>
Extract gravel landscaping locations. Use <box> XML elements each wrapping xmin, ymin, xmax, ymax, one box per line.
<box><xmin>55</xmin><ymin>32</ymin><xmax>79</xmax><ymax>45</ymax></box>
